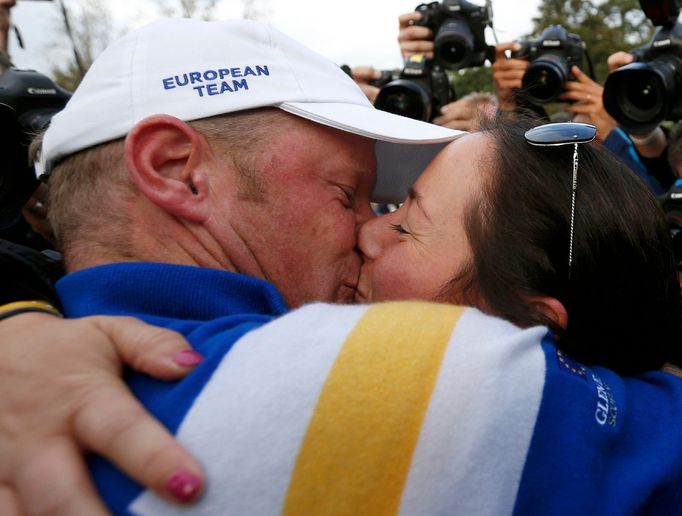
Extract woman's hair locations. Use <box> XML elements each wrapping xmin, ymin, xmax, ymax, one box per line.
<box><xmin>447</xmin><ymin>114</ymin><xmax>682</xmax><ymax>375</ymax></box>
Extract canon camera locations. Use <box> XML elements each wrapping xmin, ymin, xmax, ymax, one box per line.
<box><xmin>0</xmin><ymin>68</ymin><xmax>70</xmax><ymax>233</ymax></box>
<box><xmin>603</xmin><ymin>0</ymin><xmax>682</xmax><ymax>135</ymax></box>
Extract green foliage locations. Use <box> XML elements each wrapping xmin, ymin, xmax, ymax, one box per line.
<box><xmin>530</xmin><ymin>0</ymin><xmax>654</xmax><ymax>83</ymax></box>
<box><xmin>449</xmin><ymin>66</ymin><xmax>494</xmax><ymax>97</ymax></box>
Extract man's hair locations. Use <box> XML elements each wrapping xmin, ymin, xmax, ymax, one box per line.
<box><xmin>44</xmin><ymin>108</ymin><xmax>289</xmax><ymax>261</ymax></box>
<box><xmin>443</xmin><ymin>114</ymin><xmax>682</xmax><ymax>375</ymax></box>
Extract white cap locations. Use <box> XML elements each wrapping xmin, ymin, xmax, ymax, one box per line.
<box><xmin>41</xmin><ymin>18</ymin><xmax>466</xmax><ymax>203</ymax></box>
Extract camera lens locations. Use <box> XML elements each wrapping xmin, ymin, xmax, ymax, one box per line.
<box><xmin>375</xmin><ymin>80</ymin><xmax>432</xmax><ymax>121</ymax></box>
<box><xmin>521</xmin><ymin>53</ymin><xmax>569</xmax><ymax>104</ymax></box>
<box><xmin>434</xmin><ymin>18</ymin><xmax>474</xmax><ymax>70</ymax></box>
<box><xmin>603</xmin><ymin>61</ymin><xmax>678</xmax><ymax>135</ymax></box>
<box><xmin>619</xmin><ymin>76</ymin><xmax>664</xmax><ymax>122</ymax></box>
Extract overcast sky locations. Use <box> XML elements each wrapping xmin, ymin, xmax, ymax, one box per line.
<box><xmin>7</xmin><ymin>0</ymin><xmax>542</xmax><ymax>77</ymax></box>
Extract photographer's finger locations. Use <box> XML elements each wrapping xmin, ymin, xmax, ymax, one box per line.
<box><xmin>14</xmin><ymin>439</ymin><xmax>109</xmax><ymax>516</ymax></box>
<box><xmin>0</xmin><ymin>485</ymin><xmax>21</xmax><ymax>516</ymax></box>
<box><xmin>398</xmin><ymin>25</ymin><xmax>432</xmax><ymax>42</ymax></box>
<box><xmin>74</xmin><ymin>385</ymin><xmax>204</xmax><ymax>504</ymax></box>
<box><xmin>351</xmin><ymin>66</ymin><xmax>381</xmax><ymax>81</ymax></box>
<box><xmin>494</xmin><ymin>41</ymin><xmax>520</xmax><ymax>59</ymax></box>
<box><xmin>495</xmin><ymin>68</ymin><xmax>526</xmax><ymax>80</ymax></box>
<box><xmin>608</xmin><ymin>51</ymin><xmax>634</xmax><ymax>72</ymax></box>
<box><xmin>400</xmin><ymin>41</ymin><xmax>434</xmax><ymax>58</ymax></box>
<box><xmin>398</xmin><ymin>11</ymin><xmax>422</xmax><ymax>28</ymax></box>
<box><xmin>559</xmin><ymin>85</ymin><xmax>588</xmax><ymax>100</ymax></box>
<box><xmin>90</xmin><ymin>316</ymin><xmax>201</xmax><ymax>380</ymax></box>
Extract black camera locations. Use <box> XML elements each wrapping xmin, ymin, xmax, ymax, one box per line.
<box><xmin>0</xmin><ymin>67</ymin><xmax>70</xmax><ymax>235</ymax></box>
<box><xmin>413</xmin><ymin>0</ymin><xmax>494</xmax><ymax>70</ymax></box>
<box><xmin>513</xmin><ymin>25</ymin><xmax>587</xmax><ymax>105</ymax></box>
<box><xmin>603</xmin><ymin>0</ymin><xmax>682</xmax><ymax>135</ymax></box>
<box><xmin>373</xmin><ymin>55</ymin><xmax>454</xmax><ymax>122</ymax></box>
<box><xmin>658</xmin><ymin>177</ymin><xmax>682</xmax><ymax>266</ymax></box>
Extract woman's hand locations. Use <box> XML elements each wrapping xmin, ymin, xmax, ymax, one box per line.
<box><xmin>0</xmin><ymin>313</ymin><xmax>205</xmax><ymax>514</ymax></box>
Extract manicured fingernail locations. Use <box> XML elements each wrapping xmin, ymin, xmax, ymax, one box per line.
<box><xmin>173</xmin><ymin>349</ymin><xmax>204</xmax><ymax>367</ymax></box>
<box><xmin>167</xmin><ymin>469</ymin><xmax>202</xmax><ymax>502</ymax></box>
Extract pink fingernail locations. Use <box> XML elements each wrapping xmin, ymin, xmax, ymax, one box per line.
<box><xmin>173</xmin><ymin>349</ymin><xmax>204</xmax><ymax>367</ymax></box>
<box><xmin>167</xmin><ymin>469</ymin><xmax>202</xmax><ymax>502</ymax></box>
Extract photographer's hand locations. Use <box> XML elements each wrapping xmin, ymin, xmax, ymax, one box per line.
<box><xmin>398</xmin><ymin>11</ymin><xmax>434</xmax><ymax>60</ymax></box>
<box><xmin>607</xmin><ymin>51</ymin><xmax>635</xmax><ymax>72</ymax></box>
<box><xmin>350</xmin><ymin>66</ymin><xmax>382</xmax><ymax>104</ymax></box>
<box><xmin>432</xmin><ymin>95</ymin><xmax>497</xmax><ymax>131</ymax></box>
<box><xmin>491</xmin><ymin>42</ymin><xmax>528</xmax><ymax>112</ymax></box>
<box><xmin>560</xmin><ymin>66</ymin><xmax>616</xmax><ymax>142</ymax></box>
<box><xmin>0</xmin><ymin>0</ymin><xmax>16</xmax><ymax>56</ymax></box>
<box><xmin>0</xmin><ymin>313</ymin><xmax>205</xmax><ymax>514</ymax></box>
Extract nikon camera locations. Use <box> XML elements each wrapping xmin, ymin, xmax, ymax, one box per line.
<box><xmin>413</xmin><ymin>0</ymin><xmax>494</xmax><ymax>70</ymax></box>
<box><xmin>513</xmin><ymin>25</ymin><xmax>587</xmax><ymax>105</ymax></box>
<box><xmin>603</xmin><ymin>0</ymin><xmax>682</xmax><ymax>135</ymax></box>
<box><xmin>373</xmin><ymin>54</ymin><xmax>454</xmax><ymax>122</ymax></box>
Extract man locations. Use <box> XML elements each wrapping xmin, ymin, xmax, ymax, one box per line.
<box><xmin>0</xmin><ymin>16</ymin><xmax>462</xmax><ymax>513</ymax></box>
<box><xmin>3</xmin><ymin>18</ymin><xmax>682</xmax><ymax>515</ymax></box>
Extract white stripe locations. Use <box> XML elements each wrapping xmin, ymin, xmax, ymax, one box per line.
<box><xmin>130</xmin><ymin>303</ymin><xmax>369</xmax><ymax>515</ymax></box>
<box><xmin>399</xmin><ymin>308</ymin><xmax>546</xmax><ymax>515</ymax></box>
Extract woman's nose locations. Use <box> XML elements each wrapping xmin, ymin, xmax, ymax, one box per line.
<box><xmin>358</xmin><ymin>212</ymin><xmax>393</xmax><ymax>260</ymax></box>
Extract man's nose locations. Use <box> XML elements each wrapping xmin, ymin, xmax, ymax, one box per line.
<box><xmin>355</xmin><ymin>201</ymin><xmax>376</xmax><ymax>227</ymax></box>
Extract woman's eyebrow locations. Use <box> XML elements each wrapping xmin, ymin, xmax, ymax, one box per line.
<box><xmin>408</xmin><ymin>187</ymin><xmax>432</xmax><ymax>223</ymax></box>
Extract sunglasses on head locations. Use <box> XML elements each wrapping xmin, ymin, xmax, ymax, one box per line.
<box><xmin>524</xmin><ymin>122</ymin><xmax>597</xmax><ymax>277</ymax></box>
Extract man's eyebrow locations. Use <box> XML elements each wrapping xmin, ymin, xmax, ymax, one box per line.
<box><xmin>408</xmin><ymin>186</ymin><xmax>432</xmax><ymax>222</ymax></box>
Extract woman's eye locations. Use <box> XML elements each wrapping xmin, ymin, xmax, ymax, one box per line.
<box><xmin>391</xmin><ymin>223</ymin><xmax>410</xmax><ymax>235</ymax></box>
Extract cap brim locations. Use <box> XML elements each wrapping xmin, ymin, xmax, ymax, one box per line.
<box><xmin>279</xmin><ymin>101</ymin><xmax>467</xmax><ymax>203</ymax></box>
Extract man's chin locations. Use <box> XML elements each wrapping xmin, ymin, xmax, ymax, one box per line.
<box><xmin>334</xmin><ymin>283</ymin><xmax>360</xmax><ymax>305</ymax></box>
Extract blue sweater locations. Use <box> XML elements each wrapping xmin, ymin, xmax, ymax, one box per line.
<box><xmin>57</xmin><ymin>262</ymin><xmax>682</xmax><ymax>515</ymax></box>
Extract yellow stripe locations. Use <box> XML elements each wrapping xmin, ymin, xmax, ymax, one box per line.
<box><xmin>283</xmin><ymin>301</ymin><xmax>464</xmax><ymax>516</ymax></box>
<box><xmin>0</xmin><ymin>300</ymin><xmax>61</xmax><ymax>317</ymax></box>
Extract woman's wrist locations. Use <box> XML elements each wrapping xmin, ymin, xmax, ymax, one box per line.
<box><xmin>0</xmin><ymin>300</ymin><xmax>63</xmax><ymax>321</ymax></box>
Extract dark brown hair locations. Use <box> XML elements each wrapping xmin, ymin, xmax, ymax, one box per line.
<box><xmin>447</xmin><ymin>114</ymin><xmax>682</xmax><ymax>375</ymax></box>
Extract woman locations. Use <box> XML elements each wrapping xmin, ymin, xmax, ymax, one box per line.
<box><xmin>357</xmin><ymin>115</ymin><xmax>682</xmax><ymax>375</ymax></box>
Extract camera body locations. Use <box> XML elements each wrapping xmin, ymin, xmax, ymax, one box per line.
<box><xmin>373</xmin><ymin>55</ymin><xmax>454</xmax><ymax>122</ymax></box>
<box><xmin>603</xmin><ymin>0</ymin><xmax>682</xmax><ymax>135</ymax></box>
<box><xmin>512</xmin><ymin>25</ymin><xmax>586</xmax><ymax>105</ymax></box>
<box><xmin>413</xmin><ymin>0</ymin><xmax>494</xmax><ymax>70</ymax></box>
<box><xmin>0</xmin><ymin>68</ymin><xmax>70</xmax><ymax>234</ymax></box>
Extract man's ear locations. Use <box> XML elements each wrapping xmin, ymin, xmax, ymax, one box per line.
<box><xmin>528</xmin><ymin>296</ymin><xmax>568</xmax><ymax>330</ymax></box>
<box><xmin>124</xmin><ymin>115</ymin><xmax>211</xmax><ymax>223</ymax></box>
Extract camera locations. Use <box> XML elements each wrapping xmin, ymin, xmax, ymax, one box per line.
<box><xmin>413</xmin><ymin>0</ymin><xmax>494</xmax><ymax>70</ymax></box>
<box><xmin>512</xmin><ymin>25</ymin><xmax>587</xmax><ymax>105</ymax></box>
<box><xmin>659</xmin><ymin>177</ymin><xmax>682</xmax><ymax>266</ymax></box>
<box><xmin>603</xmin><ymin>0</ymin><xmax>682</xmax><ymax>135</ymax></box>
<box><xmin>0</xmin><ymin>67</ymin><xmax>70</xmax><ymax>237</ymax></box>
<box><xmin>373</xmin><ymin>55</ymin><xmax>454</xmax><ymax>122</ymax></box>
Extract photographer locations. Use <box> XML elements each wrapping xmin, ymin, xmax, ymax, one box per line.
<box><xmin>394</xmin><ymin>8</ymin><xmax>496</xmax><ymax>131</ymax></box>
<box><xmin>603</xmin><ymin>50</ymin><xmax>675</xmax><ymax>192</ymax></box>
